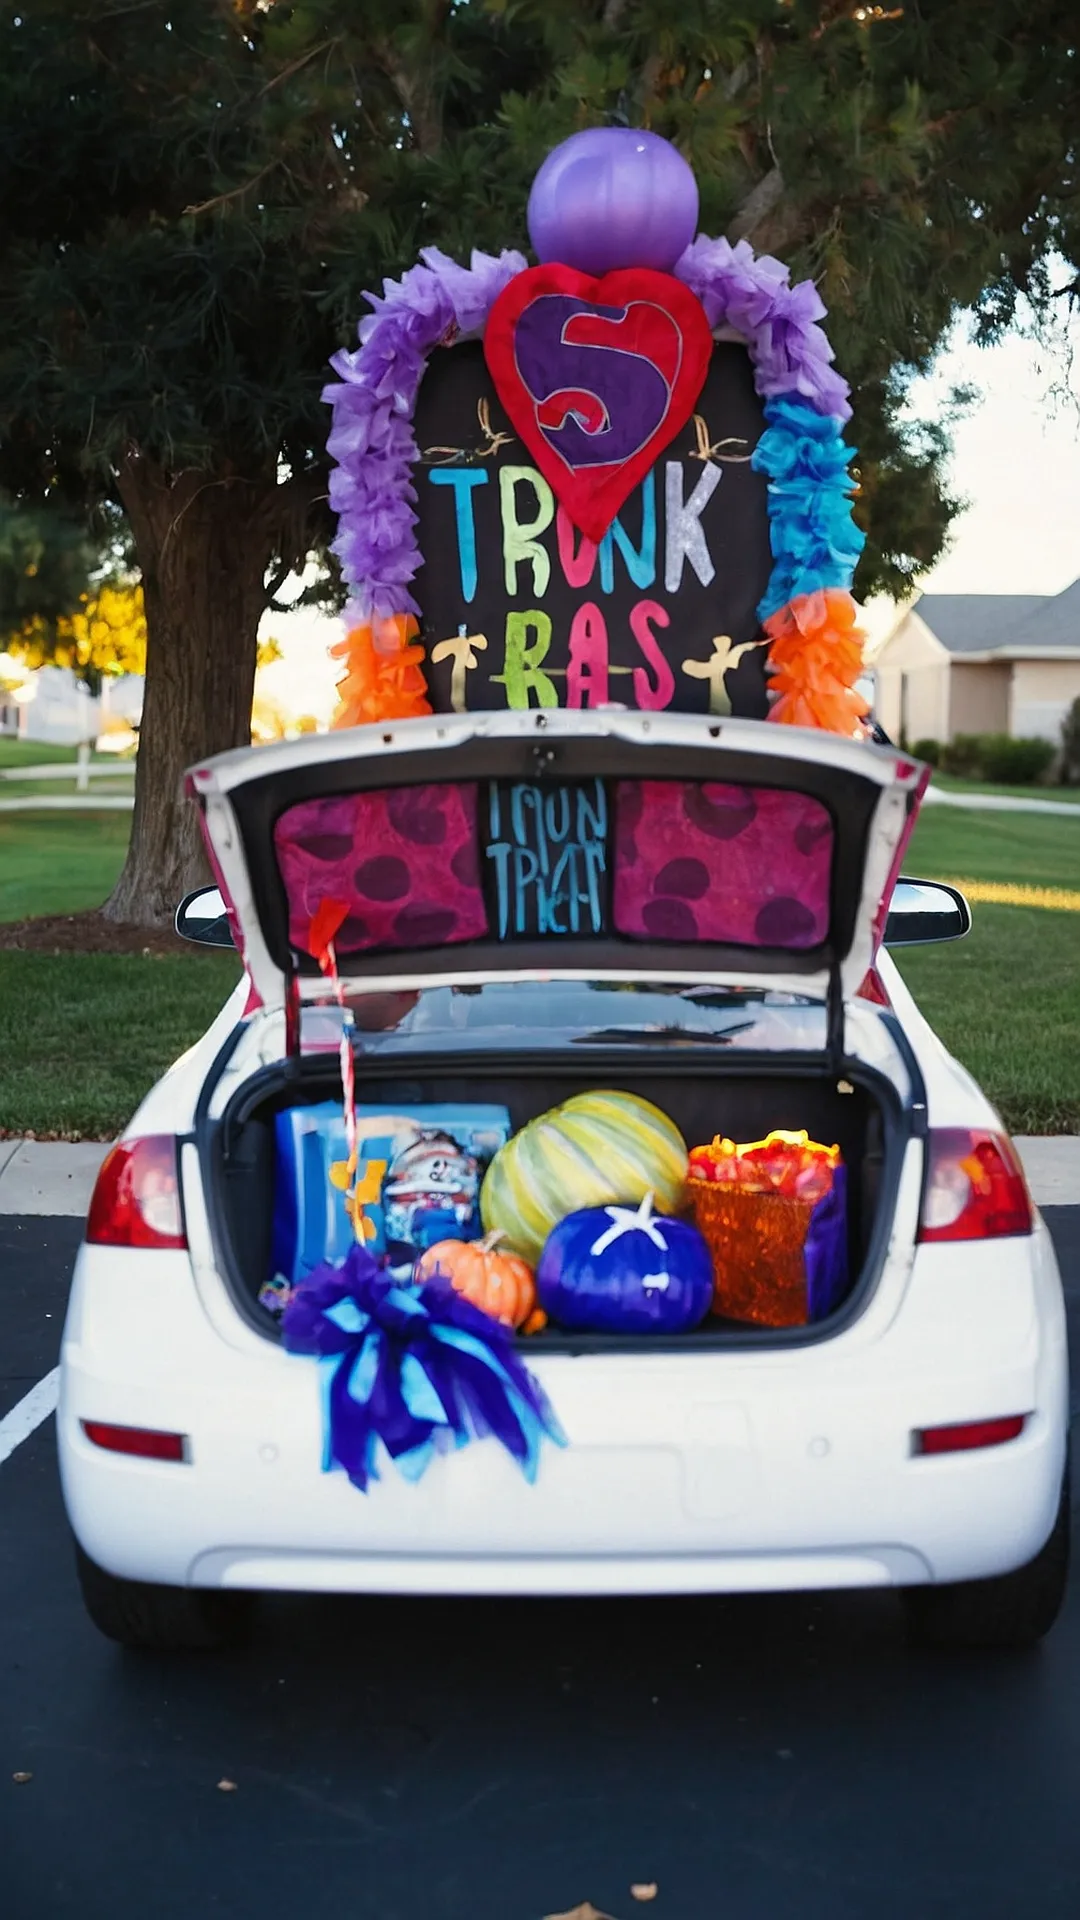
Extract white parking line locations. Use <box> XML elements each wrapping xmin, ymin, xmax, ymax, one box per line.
<box><xmin>0</xmin><ymin>1369</ymin><xmax>59</xmax><ymax>1466</ymax></box>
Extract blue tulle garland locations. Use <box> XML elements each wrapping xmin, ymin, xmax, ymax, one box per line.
<box><xmin>281</xmin><ymin>1245</ymin><xmax>566</xmax><ymax>1492</ymax></box>
<box><xmin>752</xmin><ymin>395</ymin><xmax>866</xmax><ymax>620</ymax></box>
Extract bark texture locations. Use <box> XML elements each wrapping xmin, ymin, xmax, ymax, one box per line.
<box><xmin>103</xmin><ymin>454</ymin><xmax>288</xmax><ymax>928</ymax></box>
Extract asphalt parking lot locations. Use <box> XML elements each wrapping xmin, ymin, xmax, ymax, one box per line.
<box><xmin>3</xmin><ymin>1210</ymin><xmax>1080</xmax><ymax>1920</ymax></box>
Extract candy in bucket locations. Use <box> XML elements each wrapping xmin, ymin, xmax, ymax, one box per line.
<box><xmin>685</xmin><ymin>1130</ymin><xmax>848</xmax><ymax>1328</ymax></box>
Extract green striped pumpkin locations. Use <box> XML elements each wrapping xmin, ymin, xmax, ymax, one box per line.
<box><xmin>480</xmin><ymin>1091</ymin><xmax>688</xmax><ymax>1266</ymax></box>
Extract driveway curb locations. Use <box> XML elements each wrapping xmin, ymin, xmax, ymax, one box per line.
<box><xmin>0</xmin><ymin>1140</ymin><xmax>114</xmax><ymax>1217</ymax></box>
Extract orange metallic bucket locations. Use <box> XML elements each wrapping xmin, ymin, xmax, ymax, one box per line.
<box><xmin>685</xmin><ymin>1130</ymin><xmax>843</xmax><ymax>1329</ymax></box>
<box><xmin>684</xmin><ymin>1179</ymin><xmax>817</xmax><ymax>1327</ymax></box>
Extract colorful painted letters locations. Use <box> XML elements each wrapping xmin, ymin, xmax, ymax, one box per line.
<box><xmin>411</xmin><ymin>338</ymin><xmax>771</xmax><ymax>719</ymax></box>
<box><xmin>427</xmin><ymin>459</ymin><xmax>750</xmax><ymax>711</ymax></box>
<box><xmin>487</xmin><ymin>779</ymin><xmax>607</xmax><ymax>938</ymax></box>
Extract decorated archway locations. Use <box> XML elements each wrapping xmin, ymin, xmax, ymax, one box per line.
<box><xmin>324</xmin><ymin>128</ymin><xmax>867</xmax><ymax>738</ymax></box>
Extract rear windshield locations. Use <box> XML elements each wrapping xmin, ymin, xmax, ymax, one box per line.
<box><xmin>274</xmin><ymin>776</ymin><xmax>834</xmax><ymax>961</ymax></box>
<box><xmin>299</xmin><ymin>980</ymin><xmax>829</xmax><ymax>1055</ymax></box>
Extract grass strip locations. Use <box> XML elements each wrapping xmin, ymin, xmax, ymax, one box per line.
<box><xmin>0</xmin><ymin>812</ymin><xmax>130</xmax><ymax>921</ymax></box>
<box><xmin>906</xmin><ymin>804</ymin><xmax>1080</xmax><ymax>892</ymax></box>
<box><xmin>0</xmin><ymin>950</ymin><xmax>242</xmax><ymax>1138</ymax></box>
<box><xmin>892</xmin><ymin>905</ymin><xmax>1080</xmax><ymax>1135</ymax></box>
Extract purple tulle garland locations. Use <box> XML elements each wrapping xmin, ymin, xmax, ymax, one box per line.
<box><xmin>323</xmin><ymin>247</ymin><xmax>526</xmax><ymax>627</ymax></box>
<box><xmin>674</xmin><ymin>235</ymin><xmax>851</xmax><ymax>423</ymax></box>
<box><xmin>282</xmin><ymin>1243</ymin><xmax>565</xmax><ymax>1492</ymax></box>
<box><xmin>322</xmin><ymin>231</ymin><xmax>856</xmax><ymax>639</ymax></box>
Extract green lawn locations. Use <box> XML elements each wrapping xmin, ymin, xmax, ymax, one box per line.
<box><xmin>0</xmin><ymin>807</ymin><xmax>239</xmax><ymax>1137</ymax></box>
<box><xmin>0</xmin><ymin>812</ymin><xmax>131</xmax><ymax>921</ymax></box>
<box><xmin>0</xmin><ymin>950</ymin><xmax>241</xmax><ymax>1137</ymax></box>
<box><xmin>893</xmin><ymin>804</ymin><xmax>1080</xmax><ymax>1133</ymax></box>
<box><xmin>893</xmin><ymin>906</ymin><xmax>1079</xmax><ymax>1134</ymax></box>
<box><xmin>0</xmin><ymin>738</ymin><xmax>120</xmax><ymax>768</ymax></box>
<box><xmin>0</xmin><ymin>738</ymin><xmax>82</xmax><ymax>767</ymax></box>
<box><xmin>0</xmin><ymin>776</ymin><xmax>133</xmax><ymax>798</ymax></box>
<box><xmin>904</xmin><ymin>804</ymin><xmax>1080</xmax><ymax>891</ymax></box>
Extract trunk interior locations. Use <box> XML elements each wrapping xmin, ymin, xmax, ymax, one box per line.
<box><xmin>208</xmin><ymin>1053</ymin><xmax>899</xmax><ymax>1349</ymax></box>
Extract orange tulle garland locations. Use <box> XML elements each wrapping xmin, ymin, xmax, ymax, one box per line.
<box><xmin>763</xmin><ymin>589</ymin><xmax>870</xmax><ymax>736</ymax></box>
<box><xmin>329</xmin><ymin>614</ymin><xmax>433</xmax><ymax>730</ymax></box>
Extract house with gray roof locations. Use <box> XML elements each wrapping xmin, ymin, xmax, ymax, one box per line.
<box><xmin>866</xmin><ymin>579</ymin><xmax>1080</xmax><ymax>746</ymax></box>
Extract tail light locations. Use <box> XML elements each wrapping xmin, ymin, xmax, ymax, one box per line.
<box><xmin>918</xmin><ymin>1128</ymin><xmax>1033</xmax><ymax>1243</ymax></box>
<box><xmin>82</xmin><ymin>1421</ymin><xmax>188</xmax><ymax>1462</ymax></box>
<box><xmin>86</xmin><ymin>1136</ymin><xmax>187</xmax><ymax>1250</ymax></box>
<box><xmin>915</xmin><ymin>1415</ymin><xmax>1027</xmax><ymax>1455</ymax></box>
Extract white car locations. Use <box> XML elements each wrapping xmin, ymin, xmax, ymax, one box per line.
<box><xmin>58</xmin><ymin>710</ymin><xmax>1069</xmax><ymax>1652</ymax></box>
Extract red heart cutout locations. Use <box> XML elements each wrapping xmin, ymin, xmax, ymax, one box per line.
<box><xmin>484</xmin><ymin>264</ymin><xmax>714</xmax><ymax>545</ymax></box>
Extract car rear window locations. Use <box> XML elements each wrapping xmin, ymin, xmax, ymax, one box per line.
<box><xmin>273</xmin><ymin>776</ymin><xmax>834</xmax><ymax>961</ymax></box>
<box><xmin>299</xmin><ymin>981</ymin><xmax>830</xmax><ymax>1055</ymax></box>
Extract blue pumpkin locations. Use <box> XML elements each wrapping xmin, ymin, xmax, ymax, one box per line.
<box><xmin>536</xmin><ymin>1191</ymin><xmax>713</xmax><ymax>1334</ymax></box>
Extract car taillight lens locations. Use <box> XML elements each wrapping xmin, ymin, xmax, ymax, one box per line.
<box><xmin>915</xmin><ymin>1415</ymin><xmax>1027</xmax><ymax>1455</ymax></box>
<box><xmin>82</xmin><ymin>1421</ymin><xmax>188</xmax><ymax>1462</ymax></box>
<box><xmin>86</xmin><ymin>1136</ymin><xmax>187</xmax><ymax>1250</ymax></box>
<box><xmin>918</xmin><ymin>1128</ymin><xmax>1033</xmax><ymax>1243</ymax></box>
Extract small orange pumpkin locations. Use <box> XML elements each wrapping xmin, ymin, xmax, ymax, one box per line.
<box><xmin>415</xmin><ymin>1230</ymin><xmax>545</xmax><ymax>1333</ymax></box>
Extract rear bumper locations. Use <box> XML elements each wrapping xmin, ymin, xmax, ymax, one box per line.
<box><xmin>186</xmin><ymin>1547</ymin><xmax>932</xmax><ymax>1595</ymax></box>
<box><xmin>58</xmin><ymin>1222</ymin><xmax>1069</xmax><ymax>1597</ymax></box>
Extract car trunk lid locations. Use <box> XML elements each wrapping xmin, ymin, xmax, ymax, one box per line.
<box><xmin>186</xmin><ymin>710</ymin><xmax>927</xmax><ymax>1037</ymax></box>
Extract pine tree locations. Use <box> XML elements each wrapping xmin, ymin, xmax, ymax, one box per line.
<box><xmin>0</xmin><ymin>0</ymin><xmax>387</xmax><ymax>921</ymax></box>
<box><xmin>1</xmin><ymin>0</ymin><xmax>1077</xmax><ymax>923</ymax></box>
<box><xmin>0</xmin><ymin>499</ymin><xmax>101</xmax><ymax>645</ymax></box>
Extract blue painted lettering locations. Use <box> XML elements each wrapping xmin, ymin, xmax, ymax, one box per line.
<box><xmin>428</xmin><ymin>468</ymin><xmax>487</xmax><ymax>603</ymax></box>
<box><xmin>485</xmin><ymin>778</ymin><xmax>608</xmax><ymax>939</ymax></box>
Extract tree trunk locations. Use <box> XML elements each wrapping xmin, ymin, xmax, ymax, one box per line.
<box><xmin>103</xmin><ymin>454</ymin><xmax>283</xmax><ymax>928</ymax></box>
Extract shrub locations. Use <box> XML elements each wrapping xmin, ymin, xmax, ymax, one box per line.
<box><xmin>979</xmin><ymin>734</ymin><xmax>1056</xmax><ymax>783</ymax></box>
<box><xmin>940</xmin><ymin>733</ymin><xmax>985</xmax><ymax>777</ymax></box>
<box><xmin>940</xmin><ymin>732</ymin><xmax>1057</xmax><ymax>783</ymax></box>
<box><xmin>912</xmin><ymin>737</ymin><xmax>941</xmax><ymax>766</ymax></box>
<box><xmin>1061</xmin><ymin>697</ymin><xmax>1080</xmax><ymax>785</ymax></box>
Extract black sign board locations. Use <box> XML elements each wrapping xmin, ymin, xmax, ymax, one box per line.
<box><xmin>411</xmin><ymin>340</ymin><xmax>773</xmax><ymax>719</ymax></box>
<box><xmin>485</xmin><ymin>778</ymin><xmax>608</xmax><ymax>939</ymax></box>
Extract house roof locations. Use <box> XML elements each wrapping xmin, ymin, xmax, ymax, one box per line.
<box><xmin>915</xmin><ymin>579</ymin><xmax>1080</xmax><ymax>657</ymax></box>
<box><xmin>914</xmin><ymin>594</ymin><xmax>1049</xmax><ymax>653</ymax></box>
<box><xmin>1010</xmin><ymin>577</ymin><xmax>1080</xmax><ymax>650</ymax></box>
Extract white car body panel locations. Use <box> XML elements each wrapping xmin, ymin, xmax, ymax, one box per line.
<box><xmin>58</xmin><ymin>716</ymin><xmax>1069</xmax><ymax>1601</ymax></box>
<box><xmin>57</xmin><ymin>1214</ymin><xmax>1067</xmax><ymax>1594</ymax></box>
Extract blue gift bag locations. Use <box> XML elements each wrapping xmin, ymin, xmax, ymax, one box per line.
<box><xmin>270</xmin><ymin>1101</ymin><xmax>512</xmax><ymax>1287</ymax></box>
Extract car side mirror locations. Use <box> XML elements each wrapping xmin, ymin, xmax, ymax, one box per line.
<box><xmin>175</xmin><ymin>885</ymin><xmax>235</xmax><ymax>949</ymax></box>
<box><xmin>884</xmin><ymin>878</ymin><xmax>971</xmax><ymax>947</ymax></box>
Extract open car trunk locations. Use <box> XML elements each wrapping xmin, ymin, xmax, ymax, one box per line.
<box><xmin>188</xmin><ymin>710</ymin><xmax>925</xmax><ymax>1349</ymax></box>
<box><xmin>204</xmin><ymin>1038</ymin><xmax>903</xmax><ymax>1350</ymax></box>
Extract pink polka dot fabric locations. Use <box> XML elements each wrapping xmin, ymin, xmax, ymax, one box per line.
<box><xmin>274</xmin><ymin>784</ymin><xmax>488</xmax><ymax>957</ymax></box>
<box><xmin>612</xmin><ymin>780</ymin><xmax>833</xmax><ymax>949</ymax></box>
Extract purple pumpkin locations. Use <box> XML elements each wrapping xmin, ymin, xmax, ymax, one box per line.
<box><xmin>536</xmin><ymin>1191</ymin><xmax>713</xmax><ymax>1334</ymax></box>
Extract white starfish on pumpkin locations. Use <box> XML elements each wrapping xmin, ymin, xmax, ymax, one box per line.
<box><xmin>589</xmin><ymin>1189</ymin><xmax>669</xmax><ymax>1262</ymax></box>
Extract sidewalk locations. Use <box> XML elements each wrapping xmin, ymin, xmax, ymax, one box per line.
<box><xmin>0</xmin><ymin>795</ymin><xmax>134</xmax><ymax>812</ymax></box>
<box><xmin>922</xmin><ymin>787</ymin><xmax>1080</xmax><ymax>818</ymax></box>
<box><xmin>0</xmin><ymin>762</ymin><xmax>134</xmax><ymax>782</ymax></box>
<box><xmin>0</xmin><ymin>1140</ymin><xmax>117</xmax><ymax>1215</ymax></box>
<box><xmin>0</xmin><ymin>1134</ymin><xmax>1077</xmax><ymax>1217</ymax></box>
